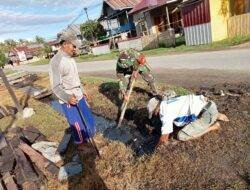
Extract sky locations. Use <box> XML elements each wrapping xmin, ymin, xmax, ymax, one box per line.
<box><xmin>0</xmin><ymin>0</ymin><xmax>103</xmax><ymax>42</ymax></box>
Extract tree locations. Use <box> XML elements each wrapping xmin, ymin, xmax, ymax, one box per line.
<box><xmin>219</xmin><ymin>0</ymin><xmax>229</xmax><ymax>17</ymax></box>
<box><xmin>0</xmin><ymin>51</ymin><xmax>23</xmax><ymax>114</ymax></box>
<box><xmin>34</xmin><ymin>36</ymin><xmax>45</xmax><ymax>44</ymax></box>
<box><xmin>80</xmin><ymin>20</ymin><xmax>106</xmax><ymax>42</ymax></box>
<box><xmin>43</xmin><ymin>43</ymin><xmax>52</xmax><ymax>54</ymax></box>
<box><xmin>39</xmin><ymin>43</ymin><xmax>52</xmax><ymax>58</ymax></box>
<box><xmin>4</xmin><ymin>39</ymin><xmax>17</xmax><ymax>52</ymax></box>
<box><xmin>0</xmin><ymin>51</ymin><xmax>7</xmax><ymax>68</ymax></box>
<box><xmin>18</xmin><ymin>39</ymin><xmax>29</xmax><ymax>45</ymax></box>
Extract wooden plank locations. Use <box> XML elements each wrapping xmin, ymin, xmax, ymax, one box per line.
<box><xmin>247</xmin><ymin>14</ymin><xmax>250</xmax><ymax>34</ymax></box>
<box><xmin>0</xmin><ymin>133</ymin><xmax>7</xmax><ymax>150</ymax></box>
<box><xmin>18</xmin><ymin>141</ymin><xmax>59</xmax><ymax>178</ymax></box>
<box><xmin>33</xmin><ymin>90</ymin><xmax>52</xmax><ymax>100</ymax></box>
<box><xmin>22</xmin><ymin>181</ymin><xmax>39</xmax><ymax>190</ymax></box>
<box><xmin>13</xmin><ymin>166</ymin><xmax>26</xmax><ymax>187</ymax></box>
<box><xmin>0</xmin><ymin>147</ymin><xmax>15</xmax><ymax>173</ymax></box>
<box><xmin>57</xmin><ymin>133</ymin><xmax>71</xmax><ymax>155</ymax></box>
<box><xmin>0</xmin><ymin>181</ymin><xmax>4</xmax><ymax>190</ymax></box>
<box><xmin>21</xmin><ymin>126</ymin><xmax>47</xmax><ymax>144</ymax></box>
<box><xmin>2</xmin><ymin>172</ymin><xmax>18</xmax><ymax>190</ymax></box>
<box><xmin>228</xmin><ymin>13</ymin><xmax>250</xmax><ymax>37</ymax></box>
<box><xmin>14</xmin><ymin>148</ymin><xmax>39</xmax><ymax>181</ymax></box>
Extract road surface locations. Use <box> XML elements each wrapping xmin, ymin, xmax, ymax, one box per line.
<box><xmin>8</xmin><ymin>48</ymin><xmax>250</xmax><ymax>87</ymax></box>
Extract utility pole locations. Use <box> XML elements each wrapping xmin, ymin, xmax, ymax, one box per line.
<box><xmin>84</xmin><ymin>7</ymin><xmax>95</xmax><ymax>44</ymax></box>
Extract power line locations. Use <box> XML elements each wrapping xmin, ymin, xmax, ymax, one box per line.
<box><xmin>69</xmin><ymin>8</ymin><xmax>85</xmax><ymax>26</ymax></box>
<box><xmin>68</xmin><ymin>2</ymin><xmax>102</xmax><ymax>26</ymax></box>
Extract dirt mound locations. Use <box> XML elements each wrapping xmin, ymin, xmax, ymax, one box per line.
<box><xmin>91</xmin><ymin>82</ymin><xmax>250</xmax><ymax>190</ymax></box>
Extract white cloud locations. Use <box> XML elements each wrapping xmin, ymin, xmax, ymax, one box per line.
<box><xmin>0</xmin><ymin>28</ymin><xmax>31</xmax><ymax>35</ymax></box>
<box><xmin>0</xmin><ymin>9</ymin><xmax>76</xmax><ymax>26</ymax></box>
<box><xmin>0</xmin><ymin>0</ymin><xmax>103</xmax><ymax>40</ymax></box>
<box><xmin>0</xmin><ymin>0</ymin><xmax>102</xmax><ymax>8</ymax></box>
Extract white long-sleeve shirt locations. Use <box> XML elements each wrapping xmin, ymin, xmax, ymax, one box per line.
<box><xmin>49</xmin><ymin>49</ymin><xmax>83</xmax><ymax>103</ymax></box>
<box><xmin>160</xmin><ymin>95</ymin><xmax>207</xmax><ymax>134</ymax></box>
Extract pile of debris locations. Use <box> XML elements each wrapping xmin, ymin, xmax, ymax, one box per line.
<box><xmin>0</xmin><ymin>126</ymin><xmax>82</xmax><ymax>190</ymax></box>
<box><xmin>0</xmin><ymin>106</ymin><xmax>17</xmax><ymax>119</ymax></box>
<box><xmin>1</xmin><ymin>71</ymin><xmax>52</xmax><ymax>100</ymax></box>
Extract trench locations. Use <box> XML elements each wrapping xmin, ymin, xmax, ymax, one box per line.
<box><xmin>6</xmin><ymin>72</ymin><xmax>158</xmax><ymax>156</ymax></box>
<box><xmin>49</xmin><ymin>100</ymin><xmax>158</xmax><ymax>156</ymax></box>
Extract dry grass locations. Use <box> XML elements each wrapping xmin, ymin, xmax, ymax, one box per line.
<box><xmin>0</xmin><ymin>75</ymin><xmax>249</xmax><ymax>190</ymax></box>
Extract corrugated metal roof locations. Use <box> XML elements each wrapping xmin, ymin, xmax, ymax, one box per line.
<box><xmin>129</xmin><ymin>0</ymin><xmax>179</xmax><ymax>14</ymax></box>
<box><xmin>105</xmin><ymin>0</ymin><xmax>141</xmax><ymax>10</ymax></box>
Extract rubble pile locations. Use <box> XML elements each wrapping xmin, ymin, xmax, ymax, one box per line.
<box><xmin>0</xmin><ymin>126</ymin><xmax>82</xmax><ymax>190</ymax></box>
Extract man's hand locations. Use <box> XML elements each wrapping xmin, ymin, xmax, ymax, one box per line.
<box><xmin>156</xmin><ymin>134</ymin><xmax>169</xmax><ymax>147</ymax></box>
<box><xmin>123</xmin><ymin>93</ymin><xmax>129</xmax><ymax>101</ymax></box>
<box><xmin>68</xmin><ymin>94</ymin><xmax>78</xmax><ymax>105</ymax></box>
<box><xmin>132</xmin><ymin>70</ymin><xmax>139</xmax><ymax>79</ymax></box>
<box><xmin>83</xmin><ymin>92</ymin><xmax>89</xmax><ymax>100</ymax></box>
<box><xmin>82</xmin><ymin>92</ymin><xmax>91</xmax><ymax>108</ymax></box>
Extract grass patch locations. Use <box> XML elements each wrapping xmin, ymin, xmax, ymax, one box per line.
<box><xmin>0</xmin><ymin>74</ymin><xmax>248</xmax><ymax>190</ymax></box>
<box><xmin>31</xmin><ymin>58</ymin><xmax>50</xmax><ymax>66</ymax></box>
<box><xmin>3</xmin><ymin>68</ymin><xmax>16</xmax><ymax>76</ymax></box>
<box><xmin>142</xmin><ymin>35</ymin><xmax>250</xmax><ymax>56</ymax></box>
<box><xmin>76</xmin><ymin>50</ymin><xmax>119</xmax><ymax>63</ymax></box>
<box><xmin>30</xmin><ymin>35</ymin><xmax>250</xmax><ymax>66</ymax></box>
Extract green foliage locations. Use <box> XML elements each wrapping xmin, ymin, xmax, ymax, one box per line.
<box><xmin>42</xmin><ymin>43</ymin><xmax>52</xmax><ymax>55</ymax></box>
<box><xmin>1</xmin><ymin>39</ymin><xmax>17</xmax><ymax>53</ymax></box>
<box><xmin>0</xmin><ymin>51</ymin><xmax>7</xmax><ymax>67</ymax></box>
<box><xmin>4</xmin><ymin>39</ymin><xmax>17</xmax><ymax>48</ymax></box>
<box><xmin>31</xmin><ymin>58</ymin><xmax>50</xmax><ymax>66</ymax></box>
<box><xmin>35</xmin><ymin>35</ymin><xmax>45</xmax><ymax>44</ymax></box>
<box><xmin>80</xmin><ymin>20</ymin><xmax>106</xmax><ymax>42</ymax></box>
<box><xmin>219</xmin><ymin>0</ymin><xmax>229</xmax><ymax>17</ymax></box>
<box><xmin>158</xmin><ymin>42</ymin><xmax>167</xmax><ymax>48</ymax></box>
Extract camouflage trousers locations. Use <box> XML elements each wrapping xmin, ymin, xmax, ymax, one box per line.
<box><xmin>116</xmin><ymin>71</ymin><xmax>158</xmax><ymax>96</ymax></box>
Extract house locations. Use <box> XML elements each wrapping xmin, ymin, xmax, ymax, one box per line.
<box><xmin>9</xmin><ymin>44</ymin><xmax>43</xmax><ymax>64</ymax></box>
<box><xmin>48</xmin><ymin>40</ymin><xmax>60</xmax><ymax>52</ymax></box>
<box><xmin>180</xmin><ymin>0</ymin><xmax>250</xmax><ymax>46</ymax></box>
<box><xmin>129</xmin><ymin>0</ymin><xmax>182</xmax><ymax>37</ymax></box>
<box><xmin>98</xmin><ymin>0</ymin><xmax>141</xmax><ymax>41</ymax></box>
<box><xmin>47</xmin><ymin>40</ymin><xmax>60</xmax><ymax>58</ymax></box>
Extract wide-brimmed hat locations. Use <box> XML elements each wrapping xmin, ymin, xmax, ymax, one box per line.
<box><xmin>58</xmin><ymin>31</ymin><xmax>82</xmax><ymax>48</ymax></box>
<box><xmin>147</xmin><ymin>97</ymin><xmax>160</xmax><ymax>119</ymax></box>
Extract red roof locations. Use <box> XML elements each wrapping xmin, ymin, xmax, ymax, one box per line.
<box><xmin>13</xmin><ymin>46</ymin><xmax>28</xmax><ymax>52</ymax></box>
<box><xmin>11</xmin><ymin>45</ymin><xmax>42</xmax><ymax>57</ymax></box>
<box><xmin>105</xmin><ymin>0</ymin><xmax>141</xmax><ymax>10</ymax></box>
<box><xmin>129</xmin><ymin>0</ymin><xmax>178</xmax><ymax>14</ymax></box>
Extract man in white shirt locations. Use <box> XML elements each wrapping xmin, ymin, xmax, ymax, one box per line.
<box><xmin>49</xmin><ymin>31</ymin><xmax>96</xmax><ymax>151</ymax></box>
<box><xmin>147</xmin><ymin>91</ymin><xmax>229</xmax><ymax>146</ymax></box>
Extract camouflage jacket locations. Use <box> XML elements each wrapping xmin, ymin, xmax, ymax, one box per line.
<box><xmin>116</xmin><ymin>49</ymin><xmax>149</xmax><ymax>73</ymax></box>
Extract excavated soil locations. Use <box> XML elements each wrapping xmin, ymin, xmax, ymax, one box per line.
<box><xmin>88</xmin><ymin>82</ymin><xmax>250</xmax><ymax>190</ymax></box>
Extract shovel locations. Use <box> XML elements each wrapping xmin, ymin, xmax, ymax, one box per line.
<box><xmin>76</xmin><ymin>103</ymin><xmax>101</xmax><ymax>158</ymax></box>
<box><xmin>117</xmin><ymin>74</ymin><xmax>137</xmax><ymax>128</ymax></box>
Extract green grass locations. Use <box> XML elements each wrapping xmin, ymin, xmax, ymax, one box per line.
<box><xmin>30</xmin><ymin>58</ymin><xmax>50</xmax><ymax>66</ymax></box>
<box><xmin>75</xmin><ymin>50</ymin><xmax>119</xmax><ymax>63</ymax></box>
<box><xmin>142</xmin><ymin>35</ymin><xmax>250</xmax><ymax>56</ymax></box>
<box><xmin>3</xmin><ymin>69</ymin><xmax>16</xmax><ymax>76</ymax></box>
<box><xmin>30</xmin><ymin>35</ymin><xmax>250</xmax><ymax>65</ymax></box>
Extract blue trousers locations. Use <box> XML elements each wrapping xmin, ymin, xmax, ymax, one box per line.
<box><xmin>62</xmin><ymin>98</ymin><xmax>96</xmax><ymax>144</ymax></box>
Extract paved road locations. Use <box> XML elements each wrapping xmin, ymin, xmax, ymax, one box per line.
<box><xmin>10</xmin><ymin>48</ymin><xmax>250</xmax><ymax>73</ymax></box>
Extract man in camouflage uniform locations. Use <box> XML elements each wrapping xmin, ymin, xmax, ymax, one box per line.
<box><xmin>116</xmin><ymin>49</ymin><xmax>157</xmax><ymax>100</ymax></box>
